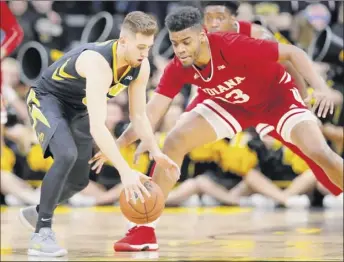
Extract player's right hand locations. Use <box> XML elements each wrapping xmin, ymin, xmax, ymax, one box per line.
<box><xmin>304</xmin><ymin>90</ymin><xmax>332</xmax><ymax>118</ymax></box>
<box><xmin>305</xmin><ymin>89</ymin><xmax>342</xmax><ymax>118</ymax></box>
<box><xmin>120</xmin><ymin>170</ymin><xmax>151</xmax><ymax>204</ymax></box>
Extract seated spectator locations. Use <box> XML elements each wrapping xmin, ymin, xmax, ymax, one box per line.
<box><xmin>1</xmin><ymin>142</ymin><xmax>40</xmax><ymax>206</ymax></box>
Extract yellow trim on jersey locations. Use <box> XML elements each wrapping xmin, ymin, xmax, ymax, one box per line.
<box><xmin>108</xmin><ymin>83</ymin><xmax>128</xmax><ymax>97</ymax></box>
<box><xmin>26</xmin><ymin>89</ymin><xmax>50</xmax><ymax>129</ymax></box>
<box><xmin>112</xmin><ymin>41</ymin><xmax>131</xmax><ymax>83</ymax></box>
<box><xmin>52</xmin><ymin>58</ymin><xmax>76</xmax><ymax>81</ymax></box>
<box><xmin>26</xmin><ymin>89</ymin><xmax>41</xmax><ymax>107</ymax></box>
<box><xmin>59</xmin><ymin>58</ymin><xmax>77</xmax><ymax>79</ymax></box>
<box><xmin>52</xmin><ymin>68</ymin><xmax>63</xmax><ymax>81</ymax></box>
<box><xmin>30</xmin><ymin>105</ymin><xmax>51</xmax><ymax>129</ymax></box>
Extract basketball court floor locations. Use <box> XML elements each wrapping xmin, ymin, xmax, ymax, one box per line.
<box><xmin>1</xmin><ymin>206</ymin><xmax>343</xmax><ymax>261</ymax></box>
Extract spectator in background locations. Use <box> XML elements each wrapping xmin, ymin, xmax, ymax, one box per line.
<box><xmin>1</xmin><ymin>58</ymin><xmax>29</xmax><ymax>123</ymax></box>
<box><xmin>290</xmin><ymin>3</ymin><xmax>332</xmax><ymax>49</ymax></box>
<box><xmin>1</xmin><ymin>58</ymin><xmax>32</xmax><ymax>155</ymax></box>
<box><xmin>29</xmin><ymin>1</ymin><xmax>66</xmax><ymax>50</ymax></box>
<box><xmin>1</xmin><ymin>137</ymin><xmax>40</xmax><ymax>206</ymax></box>
<box><xmin>1</xmin><ymin>0</ymin><xmax>24</xmax><ymax>151</ymax></box>
<box><xmin>8</xmin><ymin>0</ymin><xmax>35</xmax><ymax>49</ymax></box>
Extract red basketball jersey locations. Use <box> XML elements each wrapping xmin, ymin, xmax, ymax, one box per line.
<box><xmin>235</xmin><ymin>20</ymin><xmax>252</xmax><ymax>36</ymax></box>
<box><xmin>156</xmin><ymin>32</ymin><xmax>292</xmax><ymax>113</ymax></box>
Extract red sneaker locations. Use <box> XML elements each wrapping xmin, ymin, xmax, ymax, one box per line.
<box><xmin>113</xmin><ymin>226</ymin><xmax>158</xmax><ymax>252</ymax></box>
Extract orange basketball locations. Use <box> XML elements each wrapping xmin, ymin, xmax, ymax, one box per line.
<box><xmin>119</xmin><ymin>179</ymin><xmax>165</xmax><ymax>224</ymax></box>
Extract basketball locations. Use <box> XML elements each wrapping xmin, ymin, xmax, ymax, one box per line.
<box><xmin>119</xmin><ymin>179</ymin><xmax>165</xmax><ymax>224</ymax></box>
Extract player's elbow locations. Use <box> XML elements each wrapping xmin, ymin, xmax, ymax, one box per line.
<box><xmin>289</xmin><ymin>45</ymin><xmax>308</xmax><ymax>62</ymax></box>
<box><xmin>279</xmin><ymin>44</ymin><xmax>304</xmax><ymax>61</ymax></box>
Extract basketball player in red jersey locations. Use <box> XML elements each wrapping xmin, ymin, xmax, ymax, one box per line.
<box><xmin>1</xmin><ymin>1</ymin><xmax>24</xmax><ymax>151</ymax></box>
<box><xmin>92</xmin><ymin>6</ymin><xmax>343</xmax><ymax>251</ymax></box>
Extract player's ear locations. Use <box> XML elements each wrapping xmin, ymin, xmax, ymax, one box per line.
<box><xmin>199</xmin><ymin>31</ymin><xmax>207</xmax><ymax>43</ymax></box>
<box><xmin>118</xmin><ymin>36</ymin><xmax>127</xmax><ymax>46</ymax></box>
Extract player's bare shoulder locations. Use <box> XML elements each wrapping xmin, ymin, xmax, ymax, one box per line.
<box><xmin>75</xmin><ymin>50</ymin><xmax>112</xmax><ymax>78</ymax></box>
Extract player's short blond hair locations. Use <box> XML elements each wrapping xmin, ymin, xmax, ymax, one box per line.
<box><xmin>122</xmin><ymin>11</ymin><xmax>158</xmax><ymax>36</ymax></box>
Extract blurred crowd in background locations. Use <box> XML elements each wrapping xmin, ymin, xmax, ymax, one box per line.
<box><xmin>1</xmin><ymin>1</ymin><xmax>343</xmax><ymax>210</ymax></box>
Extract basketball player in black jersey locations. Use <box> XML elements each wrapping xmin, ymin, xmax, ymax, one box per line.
<box><xmin>18</xmin><ymin>11</ymin><xmax>179</xmax><ymax>257</ymax></box>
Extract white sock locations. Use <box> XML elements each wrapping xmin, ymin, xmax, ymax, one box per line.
<box><xmin>127</xmin><ymin>218</ymin><xmax>160</xmax><ymax>230</ymax></box>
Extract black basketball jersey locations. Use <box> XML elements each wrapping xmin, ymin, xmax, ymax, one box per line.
<box><xmin>34</xmin><ymin>40</ymin><xmax>141</xmax><ymax>109</ymax></box>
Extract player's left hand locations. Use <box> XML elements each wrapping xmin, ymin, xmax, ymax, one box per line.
<box><xmin>304</xmin><ymin>90</ymin><xmax>337</xmax><ymax>118</ymax></box>
<box><xmin>88</xmin><ymin>151</ymin><xmax>108</xmax><ymax>174</ymax></box>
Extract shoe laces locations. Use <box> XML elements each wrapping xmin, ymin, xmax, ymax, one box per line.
<box><xmin>126</xmin><ymin>226</ymin><xmax>139</xmax><ymax>236</ymax></box>
<box><xmin>40</xmin><ymin>230</ymin><xmax>56</xmax><ymax>243</ymax></box>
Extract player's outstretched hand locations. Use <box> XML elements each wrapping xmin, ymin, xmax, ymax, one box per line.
<box><xmin>88</xmin><ymin>151</ymin><xmax>107</xmax><ymax>174</ymax></box>
<box><xmin>120</xmin><ymin>170</ymin><xmax>151</xmax><ymax>204</ymax></box>
<box><xmin>134</xmin><ymin>142</ymin><xmax>181</xmax><ymax>180</ymax></box>
<box><xmin>304</xmin><ymin>90</ymin><xmax>337</xmax><ymax>118</ymax></box>
<box><xmin>150</xmin><ymin>150</ymin><xmax>181</xmax><ymax>180</ymax></box>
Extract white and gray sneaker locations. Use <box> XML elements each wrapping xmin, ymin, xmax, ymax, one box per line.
<box><xmin>19</xmin><ymin>206</ymin><xmax>38</xmax><ymax>231</ymax></box>
<box><xmin>28</xmin><ymin>228</ymin><xmax>67</xmax><ymax>257</ymax></box>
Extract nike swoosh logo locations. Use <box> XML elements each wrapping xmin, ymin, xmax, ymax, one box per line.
<box><xmin>41</xmin><ymin>218</ymin><xmax>52</xmax><ymax>222</ymax></box>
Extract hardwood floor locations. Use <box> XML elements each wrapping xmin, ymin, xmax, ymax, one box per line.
<box><xmin>1</xmin><ymin>206</ymin><xmax>343</xmax><ymax>261</ymax></box>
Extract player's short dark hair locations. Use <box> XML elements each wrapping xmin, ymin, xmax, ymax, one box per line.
<box><xmin>165</xmin><ymin>6</ymin><xmax>203</xmax><ymax>32</ymax></box>
<box><xmin>202</xmin><ymin>1</ymin><xmax>239</xmax><ymax>16</ymax></box>
<box><xmin>122</xmin><ymin>11</ymin><xmax>158</xmax><ymax>36</ymax></box>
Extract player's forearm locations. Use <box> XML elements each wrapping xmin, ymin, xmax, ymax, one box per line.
<box><xmin>90</xmin><ymin>125</ymin><xmax>131</xmax><ymax>175</ymax></box>
<box><xmin>116</xmin><ymin>123</ymin><xmax>137</xmax><ymax>148</ymax></box>
<box><xmin>288</xmin><ymin>47</ymin><xmax>329</xmax><ymax>92</ymax></box>
<box><xmin>117</xmin><ymin>97</ymin><xmax>168</xmax><ymax>147</ymax></box>
<box><xmin>130</xmin><ymin>113</ymin><xmax>160</xmax><ymax>154</ymax></box>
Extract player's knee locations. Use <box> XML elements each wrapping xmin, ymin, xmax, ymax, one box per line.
<box><xmin>163</xmin><ymin>129</ymin><xmax>189</xmax><ymax>155</ymax></box>
<box><xmin>56</xmin><ymin>146</ymin><xmax>78</xmax><ymax>167</ymax></box>
<box><xmin>71</xmin><ymin>178</ymin><xmax>89</xmax><ymax>193</ymax></box>
<box><xmin>77</xmin><ymin>178</ymin><xmax>90</xmax><ymax>191</ymax></box>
